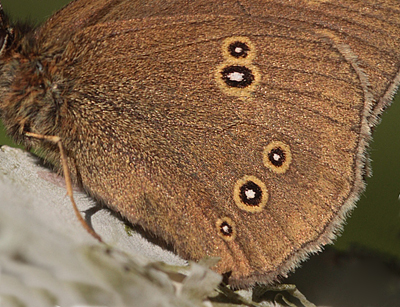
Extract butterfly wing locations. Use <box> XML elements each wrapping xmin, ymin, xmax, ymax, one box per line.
<box><xmin>33</xmin><ymin>0</ymin><xmax>400</xmax><ymax>287</ymax></box>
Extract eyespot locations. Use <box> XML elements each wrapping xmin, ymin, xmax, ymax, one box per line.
<box><xmin>233</xmin><ymin>175</ymin><xmax>268</xmax><ymax>212</ymax></box>
<box><xmin>216</xmin><ymin>217</ymin><xmax>236</xmax><ymax>241</ymax></box>
<box><xmin>263</xmin><ymin>141</ymin><xmax>292</xmax><ymax>174</ymax></box>
<box><xmin>215</xmin><ymin>63</ymin><xmax>261</xmax><ymax>96</ymax></box>
<box><xmin>221</xmin><ymin>65</ymin><xmax>254</xmax><ymax>88</ymax></box>
<box><xmin>229</xmin><ymin>41</ymin><xmax>249</xmax><ymax>58</ymax></box>
<box><xmin>222</xmin><ymin>36</ymin><xmax>256</xmax><ymax>62</ymax></box>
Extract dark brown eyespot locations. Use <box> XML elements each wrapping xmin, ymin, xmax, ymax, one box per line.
<box><xmin>233</xmin><ymin>175</ymin><xmax>268</xmax><ymax>212</ymax></box>
<box><xmin>220</xmin><ymin>65</ymin><xmax>254</xmax><ymax>88</ymax></box>
<box><xmin>216</xmin><ymin>217</ymin><xmax>236</xmax><ymax>241</ymax></box>
<box><xmin>216</xmin><ymin>36</ymin><xmax>260</xmax><ymax>96</ymax></box>
<box><xmin>222</xmin><ymin>36</ymin><xmax>256</xmax><ymax>62</ymax></box>
<box><xmin>228</xmin><ymin>41</ymin><xmax>250</xmax><ymax>59</ymax></box>
<box><xmin>263</xmin><ymin>141</ymin><xmax>292</xmax><ymax>174</ymax></box>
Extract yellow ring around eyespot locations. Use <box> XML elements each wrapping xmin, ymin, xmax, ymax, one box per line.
<box><xmin>221</xmin><ymin>36</ymin><xmax>257</xmax><ymax>64</ymax></box>
<box><xmin>233</xmin><ymin>175</ymin><xmax>268</xmax><ymax>213</ymax></box>
<box><xmin>263</xmin><ymin>141</ymin><xmax>292</xmax><ymax>174</ymax></box>
<box><xmin>215</xmin><ymin>63</ymin><xmax>261</xmax><ymax>97</ymax></box>
<box><xmin>216</xmin><ymin>217</ymin><xmax>237</xmax><ymax>241</ymax></box>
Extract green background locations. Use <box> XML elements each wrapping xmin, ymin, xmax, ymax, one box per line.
<box><xmin>1</xmin><ymin>0</ymin><xmax>400</xmax><ymax>303</ymax></box>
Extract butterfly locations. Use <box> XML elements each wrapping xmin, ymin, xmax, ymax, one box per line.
<box><xmin>0</xmin><ymin>0</ymin><xmax>399</xmax><ymax>288</ymax></box>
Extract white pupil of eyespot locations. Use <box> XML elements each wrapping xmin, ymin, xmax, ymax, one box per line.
<box><xmin>222</xmin><ymin>225</ymin><xmax>230</xmax><ymax>233</ymax></box>
<box><xmin>235</xmin><ymin>47</ymin><xmax>243</xmax><ymax>53</ymax></box>
<box><xmin>245</xmin><ymin>189</ymin><xmax>256</xmax><ymax>199</ymax></box>
<box><xmin>273</xmin><ymin>153</ymin><xmax>281</xmax><ymax>161</ymax></box>
<box><xmin>228</xmin><ymin>72</ymin><xmax>244</xmax><ymax>82</ymax></box>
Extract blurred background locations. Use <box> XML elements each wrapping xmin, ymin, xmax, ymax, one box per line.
<box><xmin>1</xmin><ymin>0</ymin><xmax>400</xmax><ymax>306</ymax></box>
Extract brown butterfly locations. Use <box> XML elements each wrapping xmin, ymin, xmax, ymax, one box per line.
<box><xmin>0</xmin><ymin>0</ymin><xmax>399</xmax><ymax>288</ymax></box>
